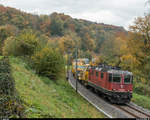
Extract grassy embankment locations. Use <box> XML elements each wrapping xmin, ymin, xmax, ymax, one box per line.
<box><xmin>0</xmin><ymin>56</ymin><xmax>3</xmax><ymax>59</ymax></box>
<box><xmin>9</xmin><ymin>57</ymin><xmax>106</xmax><ymax>118</ymax></box>
<box><xmin>132</xmin><ymin>93</ymin><xmax>150</xmax><ymax>110</ymax></box>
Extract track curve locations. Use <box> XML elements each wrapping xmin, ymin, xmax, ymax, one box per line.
<box><xmin>68</xmin><ymin>71</ymin><xmax>150</xmax><ymax>118</ymax></box>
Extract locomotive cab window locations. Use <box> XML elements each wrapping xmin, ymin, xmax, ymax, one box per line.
<box><xmin>113</xmin><ymin>74</ymin><xmax>121</xmax><ymax>83</ymax></box>
<box><xmin>124</xmin><ymin>75</ymin><xmax>132</xmax><ymax>84</ymax></box>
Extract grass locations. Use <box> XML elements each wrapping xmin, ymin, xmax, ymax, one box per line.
<box><xmin>0</xmin><ymin>56</ymin><xmax>3</xmax><ymax>59</ymax></box>
<box><xmin>9</xmin><ymin>57</ymin><xmax>106</xmax><ymax>118</ymax></box>
<box><xmin>132</xmin><ymin>93</ymin><xmax>150</xmax><ymax>110</ymax></box>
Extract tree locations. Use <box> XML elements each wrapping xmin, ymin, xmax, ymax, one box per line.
<box><xmin>79</xmin><ymin>27</ymin><xmax>96</xmax><ymax>51</ymax></box>
<box><xmin>3</xmin><ymin>29</ymin><xmax>40</xmax><ymax>56</ymax></box>
<box><xmin>31</xmin><ymin>47</ymin><xmax>65</xmax><ymax>80</ymax></box>
<box><xmin>0</xmin><ymin>25</ymin><xmax>18</xmax><ymax>55</ymax></box>
<box><xmin>58</xmin><ymin>33</ymin><xmax>81</xmax><ymax>54</ymax></box>
<box><xmin>99</xmin><ymin>32</ymin><xmax>130</xmax><ymax>67</ymax></box>
<box><xmin>39</xmin><ymin>15</ymin><xmax>51</xmax><ymax>36</ymax></box>
<box><xmin>130</xmin><ymin>15</ymin><xmax>150</xmax><ymax>53</ymax></box>
<box><xmin>50</xmin><ymin>13</ymin><xmax>64</xmax><ymax>36</ymax></box>
<box><xmin>16</xmin><ymin>29</ymin><xmax>40</xmax><ymax>56</ymax></box>
<box><xmin>128</xmin><ymin>14</ymin><xmax>150</xmax><ymax>85</ymax></box>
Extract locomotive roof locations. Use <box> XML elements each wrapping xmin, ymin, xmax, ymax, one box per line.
<box><xmin>89</xmin><ymin>64</ymin><xmax>133</xmax><ymax>75</ymax></box>
<box><xmin>107</xmin><ymin>69</ymin><xmax>132</xmax><ymax>75</ymax></box>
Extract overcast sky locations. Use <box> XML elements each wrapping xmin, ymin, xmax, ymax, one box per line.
<box><xmin>0</xmin><ymin>0</ymin><xmax>148</xmax><ymax>30</ymax></box>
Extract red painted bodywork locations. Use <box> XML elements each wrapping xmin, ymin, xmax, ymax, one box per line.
<box><xmin>88</xmin><ymin>69</ymin><xmax>133</xmax><ymax>93</ymax></box>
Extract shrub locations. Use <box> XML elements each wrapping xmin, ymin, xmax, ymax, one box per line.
<box><xmin>31</xmin><ymin>47</ymin><xmax>65</xmax><ymax>80</ymax></box>
<box><xmin>2</xmin><ymin>36</ymin><xmax>17</xmax><ymax>56</ymax></box>
<box><xmin>0</xmin><ymin>95</ymin><xmax>25</xmax><ymax>118</ymax></box>
<box><xmin>133</xmin><ymin>82</ymin><xmax>150</xmax><ymax>97</ymax></box>
<box><xmin>0</xmin><ymin>57</ymin><xmax>25</xmax><ymax>118</ymax></box>
<box><xmin>0</xmin><ymin>25</ymin><xmax>18</xmax><ymax>55</ymax></box>
<box><xmin>0</xmin><ymin>57</ymin><xmax>15</xmax><ymax>95</ymax></box>
<box><xmin>2</xmin><ymin>29</ymin><xmax>40</xmax><ymax>56</ymax></box>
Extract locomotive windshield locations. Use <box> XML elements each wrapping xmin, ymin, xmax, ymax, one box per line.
<box><xmin>109</xmin><ymin>73</ymin><xmax>121</xmax><ymax>83</ymax></box>
<box><xmin>124</xmin><ymin>75</ymin><xmax>133</xmax><ymax>84</ymax></box>
<box><xmin>113</xmin><ymin>74</ymin><xmax>121</xmax><ymax>83</ymax></box>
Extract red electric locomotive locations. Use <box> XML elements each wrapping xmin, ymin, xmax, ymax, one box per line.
<box><xmin>87</xmin><ymin>64</ymin><xmax>133</xmax><ymax>104</ymax></box>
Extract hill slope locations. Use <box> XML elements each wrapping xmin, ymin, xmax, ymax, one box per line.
<box><xmin>9</xmin><ymin>57</ymin><xmax>106</xmax><ymax>118</ymax></box>
<box><xmin>0</xmin><ymin>5</ymin><xmax>126</xmax><ymax>56</ymax></box>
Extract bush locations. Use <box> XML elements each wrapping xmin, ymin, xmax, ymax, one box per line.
<box><xmin>0</xmin><ymin>57</ymin><xmax>15</xmax><ymax>95</ymax></box>
<box><xmin>133</xmin><ymin>83</ymin><xmax>150</xmax><ymax>97</ymax></box>
<box><xmin>0</xmin><ymin>95</ymin><xmax>25</xmax><ymax>118</ymax></box>
<box><xmin>2</xmin><ymin>29</ymin><xmax>40</xmax><ymax>56</ymax></box>
<box><xmin>31</xmin><ymin>47</ymin><xmax>65</xmax><ymax>80</ymax></box>
<box><xmin>0</xmin><ymin>25</ymin><xmax>18</xmax><ymax>55</ymax></box>
<box><xmin>0</xmin><ymin>57</ymin><xmax>25</xmax><ymax>118</ymax></box>
<box><xmin>2</xmin><ymin>36</ymin><xmax>17</xmax><ymax>56</ymax></box>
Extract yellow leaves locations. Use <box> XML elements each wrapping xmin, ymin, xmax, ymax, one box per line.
<box><xmin>57</xmin><ymin>35</ymin><xmax>78</xmax><ymax>54</ymax></box>
<box><xmin>84</xmin><ymin>33</ymin><xmax>96</xmax><ymax>51</ymax></box>
<box><xmin>141</xmin><ymin>77</ymin><xmax>146</xmax><ymax>84</ymax></box>
<box><xmin>120</xmin><ymin>54</ymin><xmax>140</xmax><ymax>70</ymax></box>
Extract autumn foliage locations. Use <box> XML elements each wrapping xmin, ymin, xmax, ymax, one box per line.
<box><xmin>0</xmin><ymin>4</ymin><xmax>150</xmax><ymax>95</ymax></box>
<box><xmin>31</xmin><ymin>47</ymin><xmax>65</xmax><ymax>80</ymax></box>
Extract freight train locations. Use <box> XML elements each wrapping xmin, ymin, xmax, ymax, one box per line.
<box><xmin>73</xmin><ymin>63</ymin><xmax>133</xmax><ymax>104</ymax></box>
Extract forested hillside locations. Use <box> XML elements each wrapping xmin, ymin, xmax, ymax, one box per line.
<box><xmin>0</xmin><ymin>4</ymin><xmax>126</xmax><ymax>57</ymax></box>
<box><xmin>0</xmin><ymin>4</ymin><xmax>150</xmax><ymax>112</ymax></box>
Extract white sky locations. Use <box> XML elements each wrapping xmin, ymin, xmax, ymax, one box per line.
<box><xmin>0</xmin><ymin>0</ymin><xmax>148</xmax><ymax>30</ymax></box>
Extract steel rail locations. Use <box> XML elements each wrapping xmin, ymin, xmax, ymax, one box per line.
<box><xmin>126</xmin><ymin>104</ymin><xmax>150</xmax><ymax>118</ymax></box>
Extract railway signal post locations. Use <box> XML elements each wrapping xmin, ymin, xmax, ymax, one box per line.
<box><xmin>66</xmin><ymin>50</ymin><xmax>71</xmax><ymax>81</ymax></box>
<box><xmin>67</xmin><ymin>52</ymin><xmax>69</xmax><ymax>80</ymax></box>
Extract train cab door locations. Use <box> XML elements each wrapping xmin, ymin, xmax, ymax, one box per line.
<box><xmin>89</xmin><ymin>69</ymin><xmax>92</xmax><ymax>81</ymax></box>
<box><xmin>95</xmin><ymin>70</ymin><xmax>100</xmax><ymax>86</ymax></box>
<box><xmin>100</xmin><ymin>72</ymin><xmax>104</xmax><ymax>88</ymax></box>
<box><xmin>103</xmin><ymin>72</ymin><xmax>108</xmax><ymax>89</ymax></box>
<box><xmin>89</xmin><ymin>69</ymin><xmax>94</xmax><ymax>83</ymax></box>
<box><xmin>121</xmin><ymin>74</ymin><xmax>124</xmax><ymax>89</ymax></box>
<box><xmin>97</xmin><ymin>71</ymin><xmax>102</xmax><ymax>87</ymax></box>
<box><xmin>105</xmin><ymin>72</ymin><xmax>111</xmax><ymax>90</ymax></box>
<box><xmin>92</xmin><ymin>70</ymin><xmax>96</xmax><ymax>84</ymax></box>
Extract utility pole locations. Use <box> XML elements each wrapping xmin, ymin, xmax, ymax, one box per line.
<box><xmin>75</xmin><ymin>46</ymin><xmax>78</xmax><ymax>92</ymax></box>
<box><xmin>66</xmin><ymin>50</ymin><xmax>71</xmax><ymax>80</ymax></box>
<box><xmin>68</xmin><ymin>52</ymin><xmax>71</xmax><ymax>80</ymax></box>
<box><xmin>66</xmin><ymin>53</ymin><xmax>69</xmax><ymax>80</ymax></box>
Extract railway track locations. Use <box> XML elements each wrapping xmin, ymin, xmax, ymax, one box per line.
<box><xmin>88</xmin><ymin>86</ymin><xmax>150</xmax><ymax>118</ymax></box>
<box><xmin>114</xmin><ymin>104</ymin><xmax>150</xmax><ymax>118</ymax></box>
<box><xmin>68</xmin><ymin>71</ymin><xmax>150</xmax><ymax>118</ymax></box>
<box><xmin>126</xmin><ymin>104</ymin><xmax>150</xmax><ymax>118</ymax></box>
